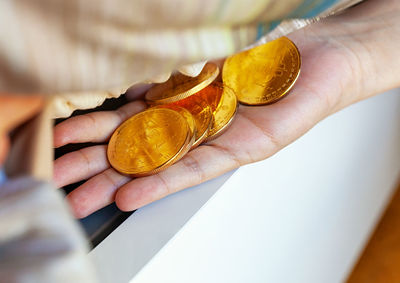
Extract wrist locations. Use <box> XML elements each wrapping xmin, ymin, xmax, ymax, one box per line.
<box><xmin>289</xmin><ymin>0</ymin><xmax>400</xmax><ymax>117</ymax></box>
<box><xmin>322</xmin><ymin>0</ymin><xmax>400</xmax><ymax>109</ymax></box>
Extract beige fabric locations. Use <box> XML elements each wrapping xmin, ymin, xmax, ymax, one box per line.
<box><xmin>0</xmin><ymin>0</ymin><xmax>300</xmax><ymax>95</ymax></box>
<box><xmin>47</xmin><ymin>0</ymin><xmax>362</xmax><ymax>119</ymax></box>
<box><xmin>0</xmin><ymin>0</ymin><xmax>362</xmax><ymax>118</ymax></box>
<box><xmin>49</xmin><ymin>62</ymin><xmax>207</xmax><ymax>118</ymax></box>
<box><xmin>0</xmin><ymin>177</ymin><xmax>97</xmax><ymax>283</ymax></box>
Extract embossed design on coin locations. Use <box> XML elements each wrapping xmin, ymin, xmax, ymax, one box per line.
<box><xmin>145</xmin><ymin>63</ymin><xmax>219</xmax><ymax>105</ymax></box>
<box><xmin>107</xmin><ymin>108</ymin><xmax>192</xmax><ymax>176</ymax></box>
<box><xmin>223</xmin><ymin>37</ymin><xmax>301</xmax><ymax>105</ymax></box>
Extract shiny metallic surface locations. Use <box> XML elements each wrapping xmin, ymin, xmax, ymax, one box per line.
<box><xmin>145</xmin><ymin>63</ymin><xmax>219</xmax><ymax>105</ymax></box>
<box><xmin>107</xmin><ymin>108</ymin><xmax>192</xmax><ymax>176</ymax></box>
<box><xmin>197</xmin><ymin>83</ymin><xmax>237</xmax><ymax>141</ymax></box>
<box><xmin>168</xmin><ymin>95</ymin><xmax>213</xmax><ymax>148</ymax></box>
<box><xmin>223</xmin><ymin>37</ymin><xmax>301</xmax><ymax>105</ymax></box>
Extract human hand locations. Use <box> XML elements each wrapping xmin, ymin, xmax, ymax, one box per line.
<box><xmin>54</xmin><ymin>0</ymin><xmax>400</xmax><ymax>218</ymax></box>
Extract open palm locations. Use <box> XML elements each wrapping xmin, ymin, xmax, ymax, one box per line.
<box><xmin>54</xmin><ymin>0</ymin><xmax>400</xmax><ymax>218</ymax></box>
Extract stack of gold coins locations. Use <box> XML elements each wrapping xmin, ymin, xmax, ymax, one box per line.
<box><xmin>107</xmin><ymin>37</ymin><xmax>301</xmax><ymax>177</ymax></box>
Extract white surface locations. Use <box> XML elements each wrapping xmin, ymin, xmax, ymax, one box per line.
<box><xmin>89</xmin><ymin>169</ymin><xmax>235</xmax><ymax>283</ymax></box>
<box><xmin>91</xmin><ymin>90</ymin><xmax>400</xmax><ymax>283</ymax></box>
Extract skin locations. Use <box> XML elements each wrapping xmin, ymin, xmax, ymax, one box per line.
<box><xmin>53</xmin><ymin>0</ymin><xmax>400</xmax><ymax>218</ymax></box>
<box><xmin>0</xmin><ymin>96</ymin><xmax>43</xmax><ymax>165</ymax></box>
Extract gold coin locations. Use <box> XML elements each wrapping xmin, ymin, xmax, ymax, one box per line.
<box><xmin>107</xmin><ymin>108</ymin><xmax>192</xmax><ymax>177</ymax></box>
<box><xmin>145</xmin><ymin>63</ymin><xmax>220</xmax><ymax>105</ymax></box>
<box><xmin>151</xmin><ymin>106</ymin><xmax>196</xmax><ymax>166</ymax></box>
<box><xmin>197</xmin><ymin>83</ymin><xmax>237</xmax><ymax>141</ymax></box>
<box><xmin>154</xmin><ymin>105</ymin><xmax>197</xmax><ymax>145</ymax></box>
<box><xmin>168</xmin><ymin>95</ymin><xmax>213</xmax><ymax>148</ymax></box>
<box><xmin>223</xmin><ymin>37</ymin><xmax>301</xmax><ymax>105</ymax></box>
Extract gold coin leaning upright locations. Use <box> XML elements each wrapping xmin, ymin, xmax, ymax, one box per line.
<box><xmin>107</xmin><ymin>108</ymin><xmax>192</xmax><ymax>177</ymax></box>
<box><xmin>197</xmin><ymin>83</ymin><xmax>238</xmax><ymax>141</ymax></box>
<box><xmin>223</xmin><ymin>37</ymin><xmax>301</xmax><ymax>105</ymax></box>
<box><xmin>145</xmin><ymin>63</ymin><xmax>220</xmax><ymax>105</ymax></box>
<box><xmin>169</xmin><ymin>95</ymin><xmax>213</xmax><ymax>148</ymax></box>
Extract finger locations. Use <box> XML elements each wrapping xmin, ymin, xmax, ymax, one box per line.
<box><xmin>115</xmin><ymin>116</ymin><xmax>262</xmax><ymax>211</ymax></box>
<box><xmin>66</xmin><ymin>168</ymin><xmax>131</xmax><ymax>218</ymax></box>
<box><xmin>54</xmin><ymin>100</ymin><xmax>146</xmax><ymax>147</ymax></box>
<box><xmin>125</xmin><ymin>83</ymin><xmax>153</xmax><ymax>101</ymax></box>
<box><xmin>114</xmin><ymin>140</ymin><xmax>245</xmax><ymax>212</ymax></box>
<box><xmin>54</xmin><ymin>145</ymin><xmax>109</xmax><ymax>188</ymax></box>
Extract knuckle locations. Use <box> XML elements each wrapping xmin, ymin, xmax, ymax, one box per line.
<box><xmin>181</xmin><ymin>154</ymin><xmax>205</xmax><ymax>183</ymax></box>
<box><xmin>77</xmin><ymin>148</ymin><xmax>91</xmax><ymax>172</ymax></box>
<box><xmin>156</xmin><ymin>174</ymin><xmax>172</xmax><ymax>196</ymax></box>
<box><xmin>102</xmin><ymin>170</ymin><xmax>119</xmax><ymax>190</ymax></box>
